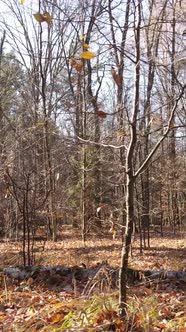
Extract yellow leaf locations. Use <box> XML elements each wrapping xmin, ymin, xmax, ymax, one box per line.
<box><xmin>82</xmin><ymin>43</ymin><xmax>89</xmax><ymax>49</ymax></box>
<box><xmin>43</xmin><ymin>12</ymin><xmax>52</xmax><ymax>24</ymax></box>
<box><xmin>80</xmin><ymin>51</ymin><xmax>96</xmax><ymax>60</ymax></box>
<box><xmin>33</xmin><ymin>13</ymin><xmax>46</xmax><ymax>23</ymax></box>
<box><xmin>20</xmin><ymin>0</ymin><xmax>25</xmax><ymax>4</ymax></box>
<box><xmin>79</xmin><ymin>35</ymin><xmax>86</xmax><ymax>41</ymax></box>
<box><xmin>0</xmin><ymin>315</ymin><xmax>4</xmax><ymax>322</ymax></box>
<box><xmin>114</xmin><ymin>318</ymin><xmax>125</xmax><ymax>330</ymax></box>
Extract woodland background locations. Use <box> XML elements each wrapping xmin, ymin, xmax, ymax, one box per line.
<box><xmin>0</xmin><ymin>0</ymin><xmax>185</xmax><ymax>329</ymax></box>
<box><xmin>0</xmin><ymin>0</ymin><xmax>185</xmax><ymax>258</ymax></box>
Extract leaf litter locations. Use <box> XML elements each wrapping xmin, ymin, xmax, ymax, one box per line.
<box><xmin>0</xmin><ymin>228</ymin><xmax>185</xmax><ymax>331</ymax></box>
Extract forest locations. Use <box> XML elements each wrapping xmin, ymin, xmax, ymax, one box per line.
<box><xmin>0</xmin><ymin>0</ymin><xmax>185</xmax><ymax>331</ymax></box>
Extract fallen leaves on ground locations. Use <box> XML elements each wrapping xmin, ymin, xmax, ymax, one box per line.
<box><xmin>0</xmin><ymin>228</ymin><xmax>185</xmax><ymax>331</ymax></box>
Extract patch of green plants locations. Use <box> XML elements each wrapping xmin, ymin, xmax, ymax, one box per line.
<box><xmin>55</xmin><ymin>293</ymin><xmax>119</xmax><ymax>331</ymax></box>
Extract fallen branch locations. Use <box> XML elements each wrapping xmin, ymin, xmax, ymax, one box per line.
<box><xmin>1</xmin><ymin>264</ymin><xmax>186</xmax><ymax>287</ymax></box>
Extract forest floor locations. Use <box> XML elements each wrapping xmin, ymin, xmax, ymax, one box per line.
<box><xmin>0</xmin><ymin>227</ymin><xmax>185</xmax><ymax>331</ymax></box>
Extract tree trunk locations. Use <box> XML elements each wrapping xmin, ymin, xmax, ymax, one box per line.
<box><xmin>119</xmin><ymin>174</ymin><xmax>135</xmax><ymax>316</ymax></box>
<box><xmin>119</xmin><ymin>0</ymin><xmax>141</xmax><ymax>316</ymax></box>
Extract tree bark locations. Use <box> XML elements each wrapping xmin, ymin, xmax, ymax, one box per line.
<box><xmin>119</xmin><ymin>0</ymin><xmax>141</xmax><ymax>316</ymax></box>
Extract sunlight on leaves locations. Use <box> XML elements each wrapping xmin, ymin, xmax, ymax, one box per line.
<box><xmin>80</xmin><ymin>51</ymin><xmax>96</xmax><ymax>60</ymax></box>
<box><xmin>79</xmin><ymin>35</ymin><xmax>86</xmax><ymax>41</ymax></box>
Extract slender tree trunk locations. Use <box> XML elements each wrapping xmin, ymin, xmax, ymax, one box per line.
<box><xmin>169</xmin><ymin>0</ymin><xmax>178</xmax><ymax>231</ymax></box>
<box><xmin>119</xmin><ymin>174</ymin><xmax>135</xmax><ymax>313</ymax></box>
<box><xmin>37</xmin><ymin>2</ymin><xmax>56</xmax><ymax>241</ymax></box>
<box><xmin>108</xmin><ymin>0</ymin><xmax>131</xmax><ymax>228</ymax></box>
<box><xmin>140</xmin><ymin>0</ymin><xmax>167</xmax><ymax>249</ymax></box>
<box><xmin>0</xmin><ymin>31</ymin><xmax>5</xmax><ymax>127</ymax></box>
<box><xmin>119</xmin><ymin>1</ymin><xmax>141</xmax><ymax>316</ymax></box>
<box><xmin>81</xmin><ymin>61</ymin><xmax>87</xmax><ymax>244</ymax></box>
